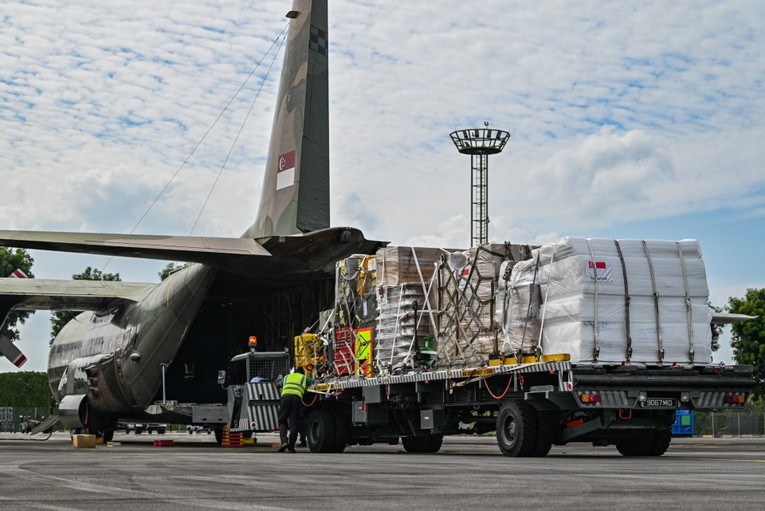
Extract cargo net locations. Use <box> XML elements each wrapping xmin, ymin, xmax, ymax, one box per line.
<box><xmin>332</xmin><ymin>326</ymin><xmax>355</xmax><ymax>376</ymax></box>
<box><xmin>436</xmin><ymin>244</ymin><xmax>533</xmax><ymax>368</ymax></box>
<box><xmin>374</xmin><ymin>283</ymin><xmax>436</xmax><ymax>375</ymax></box>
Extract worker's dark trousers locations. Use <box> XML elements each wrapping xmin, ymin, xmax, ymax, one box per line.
<box><xmin>277</xmin><ymin>394</ymin><xmax>303</xmax><ymax>448</ymax></box>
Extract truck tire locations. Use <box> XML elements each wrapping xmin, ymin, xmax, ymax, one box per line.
<box><xmin>531</xmin><ymin>411</ymin><xmax>555</xmax><ymax>457</ymax></box>
<box><xmin>402</xmin><ymin>434</ymin><xmax>443</xmax><ymax>453</ymax></box>
<box><xmin>616</xmin><ymin>430</ymin><xmax>671</xmax><ymax>456</ymax></box>
<box><xmin>647</xmin><ymin>430</ymin><xmax>672</xmax><ymax>456</ymax></box>
<box><xmin>330</xmin><ymin>407</ymin><xmax>350</xmax><ymax>453</ymax></box>
<box><xmin>616</xmin><ymin>435</ymin><xmax>653</xmax><ymax>456</ymax></box>
<box><xmin>307</xmin><ymin>409</ymin><xmax>337</xmax><ymax>453</ymax></box>
<box><xmin>496</xmin><ymin>401</ymin><xmax>538</xmax><ymax>457</ymax></box>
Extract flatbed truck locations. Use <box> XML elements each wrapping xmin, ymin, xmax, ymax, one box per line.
<box><xmin>296</xmin><ymin>356</ymin><xmax>753</xmax><ymax>456</ymax></box>
<box><xmin>226</xmin><ymin>238</ymin><xmax>755</xmax><ymax>456</ymax></box>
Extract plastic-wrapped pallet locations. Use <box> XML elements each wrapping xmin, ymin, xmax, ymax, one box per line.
<box><xmin>374</xmin><ymin>284</ymin><xmax>433</xmax><ymax>375</ymax></box>
<box><xmin>495</xmin><ymin>258</ymin><xmax>541</xmax><ymax>353</ymax></box>
<box><xmin>536</xmin><ymin>237</ymin><xmax>713</xmax><ymax>365</ymax></box>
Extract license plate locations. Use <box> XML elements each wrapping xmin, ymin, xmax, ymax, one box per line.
<box><xmin>643</xmin><ymin>398</ymin><xmax>676</xmax><ymax>407</ymax></box>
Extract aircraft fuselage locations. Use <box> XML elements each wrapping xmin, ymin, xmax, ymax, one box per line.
<box><xmin>48</xmin><ymin>263</ymin><xmax>217</xmax><ymax>417</ymax></box>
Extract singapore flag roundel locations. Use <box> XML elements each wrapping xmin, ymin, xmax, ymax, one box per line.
<box><xmin>276</xmin><ymin>150</ymin><xmax>296</xmax><ymax>190</ymax></box>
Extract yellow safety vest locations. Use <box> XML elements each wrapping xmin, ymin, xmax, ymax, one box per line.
<box><xmin>282</xmin><ymin>372</ymin><xmax>307</xmax><ymax>398</ymax></box>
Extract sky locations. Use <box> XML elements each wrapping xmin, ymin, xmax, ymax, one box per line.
<box><xmin>1</xmin><ymin>0</ymin><xmax>764</xmax><ymax>372</ymax></box>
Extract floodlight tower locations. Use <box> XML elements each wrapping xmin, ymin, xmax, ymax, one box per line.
<box><xmin>450</xmin><ymin>123</ymin><xmax>510</xmax><ymax>247</ymax></box>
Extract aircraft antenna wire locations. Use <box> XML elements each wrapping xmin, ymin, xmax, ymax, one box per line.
<box><xmin>189</xmin><ymin>27</ymin><xmax>286</xmax><ymax>235</ymax></box>
<box><xmin>99</xmin><ymin>22</ymin><xmax>289</xmax><ymax>272</ymax></box>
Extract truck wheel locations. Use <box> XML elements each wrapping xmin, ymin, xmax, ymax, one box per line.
<box><xmin>616</xmin><ymin>435</ymin><xmax>656</xmax><ymax>456</ymax></box>
<box><xmin>647</xmin><ymin>430</ymin><xmax>672</xmax><ymax>456</ymax></box>
<box><xmin>307</xmin><ymin>409</ymin><xmax>337</xmax><ymax>453</ymax></box>
<box><xmin>496</xmin><ymin>401</ymin><xmax>538</xmax><ymax>457</ymax></box>
<box><xmin>402</xmin><ymin>434</ymin><xmax>443</xmax><ymax>453</ymax></box>
<box><xmin>425</xmin><ymin>434</ymin><xmax>443</xmax><ymax>453</ymax></box>
<box><xmin>531</xmin><ymin>411</ymin><xmax>555</xmax><ymax>457</ymax></box>
<box><xmin>213</xmin><ymin>427</ymin><xmax>223</xmax><ymax>445</ymax></box>
<box><xmin>331</xmin><ymin>407</ymin><xmax>350</xmax><ymax>453</ymax></box>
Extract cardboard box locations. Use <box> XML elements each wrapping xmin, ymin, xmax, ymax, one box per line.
<box><xmin>376</xmin><ymin>246</ymin><xmax>445</xmax><ymax>286</ymax></box>
<box><xmin>72</xmin><ymin>434</ymin><xmax>96</xmax><ymax>449</ymax></box>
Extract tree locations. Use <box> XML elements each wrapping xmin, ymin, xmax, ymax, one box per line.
<box><xmin>0</xmin><ymin>247</ymin><xmax>35</xmax><ymax>341</ymax></box>
<box><xmin>0</xmin><ymin>371</ymin><xmax>50</xmax><ymax>407</ymax></box>
<box><xmin>727</xmin><ymin>288</ymin><xmax>765</xmax><ymax>398</ymax></box>
<box><xmin>709</xmin><ymin>301</ymin><xmax>723</xmax><ymax>352</ymax></box>
<box><xmin>159</xmin><ymin>262</ymin><xmax>189</xmax><ymax>281</ymax></box>
<box><xmin>49</xmin><ymin>267</ymin><xmax>121</xmax><ymax>339</ymax></box>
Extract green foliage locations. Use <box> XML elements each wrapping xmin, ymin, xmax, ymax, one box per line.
<box><xmin>709</xmin><ymin>301</ymin><xmax>722</xmax><ymax>352</ymax></box>
<box><xmin>159</xmin><ymin>262</ymin><xmax>189</xmax><ymax>281</ymax></box>
<box><xmin>49</xmin><ymin>266</ymin><xmax>121</xmax><ymax>339</ymax></box>
<box><xmin>0</xmin><ymin>371</ymin><xmax>50</xmax><ymax>407</ymax></box>
<box><xmin>728</xmin><ymin>288</ymin><xmax>765</xmax><ymax>398</ymax></box>
<box><xmin>0</xmin><ymin>247</ymin><xmax>35</xmax><ymax>341</ymax></box>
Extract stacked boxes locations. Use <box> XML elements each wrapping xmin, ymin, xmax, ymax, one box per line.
<box><xmin>376</xmin><ymin>246</ymin><xmax>442</xmax><ymax>286</ymax></box>
<box><xmin>314</xmin><ymin>237</ymin><xmax>713</xmax><ymax>378</ymax></box>
<box><xmin>374</xmin><ymin>284</ymin><xmax>434</xmax><ymax>374</ymax></box>
<box><xmin>374</xmin><ymin>247</ymin><xmax>442</xmax><ymax>375</ymax></box>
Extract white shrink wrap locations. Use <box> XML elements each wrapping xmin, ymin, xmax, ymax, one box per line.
<box><xmin>535</xmin><ymin>237</ymin><xmax>712</xmax><ymax>365</ymax></box>
<box><xmin>495</xmin><ymin>258</ymin><xmax>541</xmax><ymax>353</ymax></box>
<box><xmin>374</xmin><ymin>284</ymin><xmax>433</xmax><ymax>375</ymax></box>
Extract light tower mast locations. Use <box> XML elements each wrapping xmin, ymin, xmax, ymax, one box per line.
<box><xmin>450</xmin><ymin>123</ymin><xmax>510</xmax><ymax>247</ymax></box>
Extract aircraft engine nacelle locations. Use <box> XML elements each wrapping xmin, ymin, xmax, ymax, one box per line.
<box><xmin>58</xmin><ymin>394</ymin><xmax>88</xmax><ymax>430</ymax></box>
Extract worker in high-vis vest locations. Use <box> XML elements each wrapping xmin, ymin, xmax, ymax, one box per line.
<box><xmin>277</xmin><ymin>367</ymin><xmax>313</xmax><ymax>452</ymax></box>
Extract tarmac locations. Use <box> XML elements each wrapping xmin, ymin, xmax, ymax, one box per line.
<box><xmin>1</xmin><ymin>432</ymin><xmax>764</xmax><ymax>510</ymax></box>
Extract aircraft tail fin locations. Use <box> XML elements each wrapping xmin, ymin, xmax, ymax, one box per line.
<box><xmin>243</xmin><ymin>0</ymin><xmax>330</xmax><ymax>239</ymax></box>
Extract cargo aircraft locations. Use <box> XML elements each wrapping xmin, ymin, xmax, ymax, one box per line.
<box><xmin>0</xmin><ymin>0</ymin><xmax>383</xmax><ymax>438</ymax></box>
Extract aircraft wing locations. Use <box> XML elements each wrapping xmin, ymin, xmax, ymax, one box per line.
<box><xmin>0</xmin><ymin>230</ymin><xmax>270</xmax><ymax>265</ymax></box>
<box><xmin>711</xmin><ymin>312</ymin><xmax>756</xmax><ymax>325</ymax></box>
<box><xmin>0</xmin><ymin>277</ymin><xmax>155</xmax><ymax>311</ymax></box>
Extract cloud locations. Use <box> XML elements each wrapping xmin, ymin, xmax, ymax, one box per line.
<box><xmin>2</xmin><ymin>0</ymin><xmax>765</xmax><ymax>371</ymax></box>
